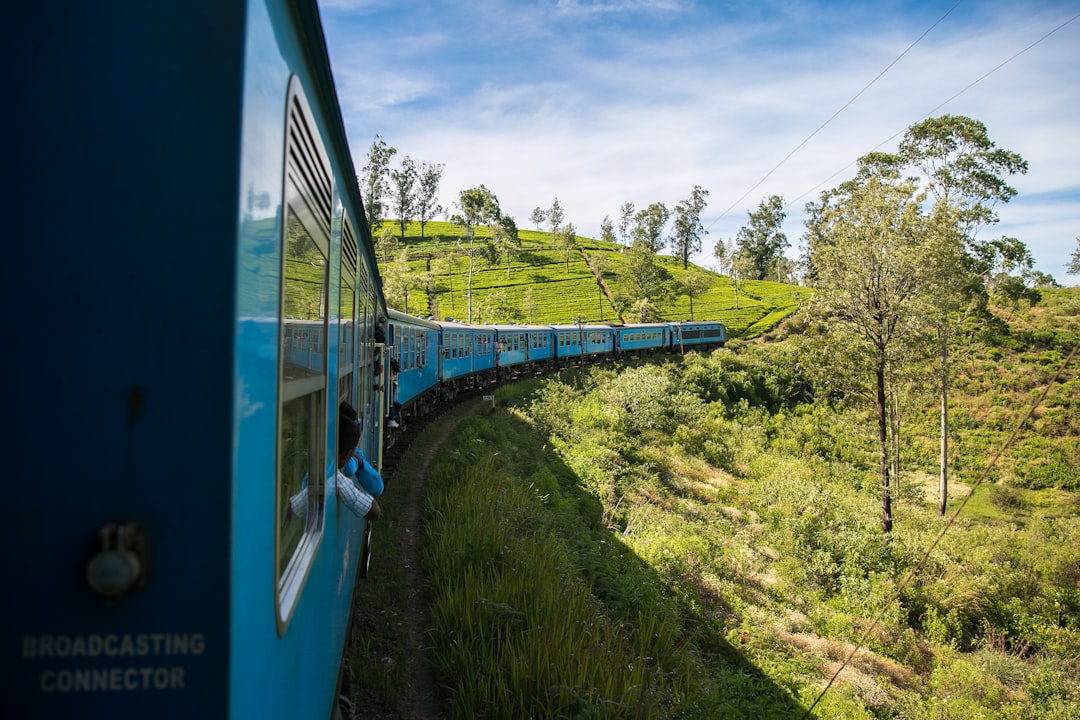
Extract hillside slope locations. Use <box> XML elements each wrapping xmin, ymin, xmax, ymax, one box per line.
<box><xmin>375</xmin><ymin>221</ymin><xmax>809</xmax><ymax>337</ymax></box>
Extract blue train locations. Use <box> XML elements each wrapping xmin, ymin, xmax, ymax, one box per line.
<box><xmin>384</xmin><ymin>314</ymin><xmax>725</xmax><ymax>429</ymax></box>
<box><xmin>4</xmin><ymin>2</ymin><xmax>723</xmax><ymax>718</ymax></box>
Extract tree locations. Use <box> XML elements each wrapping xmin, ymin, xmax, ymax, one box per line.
<box><xmin>377</xmin><ymin>226</ymin><xmax>400</xmax><ymax>268</ymax></box>
<box><xmin>547</xmin><ymin>197</ymin><xmax>565</xmax><ymax>249</ymax></box>
<box><xmin>588</xmin><ymin>252</ymin><xmax>610</xmax><ymax>320</ymax></box>
<box><xmin>680</xmin><ymin>268</ymin><xmax>713</xmax><ymax>320</ymax></box>
<box><xmin>631</xmin><ymin>202</ymin><xmax>670</xmax><ymax>254</ymax></box>
<box><xmin>618</xmin><ymin>202</ymin><xmax>635</xmax><ymax>247</ymax></box>
<box><xmin>600</xmin><ymin>216</ymin><xmax>616</xmax><ymax>245</ymax></box>
<box><xmin>415</xmin><ymin>161</ymin><xmax>445</xmax><ymax>242</ymax></box>
<box><xmin>730</xmin><ymin>251</ymin><xmax>752</xmax><ymax>310</ymax></box>
<box><xmin>1067</xmin><ymin>238</ymin><xmax>1080</xmax><ymax>276</ymax></box>
<box><xmin>671</xmin><ymin>186</ymin><xmax>709</xmax><ymax>269</ymax></box>
<box><xmin>712</xmin><ymin>237</ymin><xmax>733</xmax><ymax>276</ymax></box>
<box><xmin>620</xmin><ymin>240</ymin><xmax>671</xmax><ymax>314</ymax></box>
<box><xmin>360</xmin><ymin>134</ymin><xmax>396</xmax><ymax>232</ymax></box>
<box><xmin>894</xmin><ymin>115</ymin><xmax>1028</xmax><ymax>516</ymax></box>
<box><xmin>560</xmin><ymin>222</ymin><xmax>578</xmax><ymax>272</ymax></box>
<box><xmin>522</xmin><ymin>287</ymin><xmax>537</xmax><ymax>323</ymax></box>
<box><xmin>530</xmin><ymin>207</ymin><xmax>546</xmax><ymax>231</ymax></box>
<box><xmin>493</xmin><ymin>214</ymin><xmax>521</xmax><ymax>280</ymax></box>
<box><xmin>809</xmin><ymin>174</ymin><xmax>938</xmax><ymax>533</ymax></box>
<box><xmin>451</xmin><ymin>185</ymin><xmax>501</xmax><ymax>323</ymax></box>
<box><xmin>383</xmin><ymin>247</ymin><xmax>419</xmax><ymax>313</ymax></box>
<box><xmin>389</xmin><ymin>156</ymin><xmax>417</xmax><ymax>240</ymax></box>
<box><xmin>434</xmin><ymin>252</ymin><xmax>463</xmax><ymax>314</ymax></box>
<box><xmin>736</xmin><ymin>195</ymin><xmax>788</xmax><ymax>280</ymax></box>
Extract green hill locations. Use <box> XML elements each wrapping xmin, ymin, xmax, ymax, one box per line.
<box><xmin>373</xmin><ymin>221</ymin><xmax>809</xmax><ymax>338</ymax></box>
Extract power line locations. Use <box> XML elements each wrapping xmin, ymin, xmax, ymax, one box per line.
<box><xmin>706</xmin><ymin>1</ymin><xmax>966</xmax><ymax>232</ymax></box>
<box><xmin>787</xmin><ymin>10</ymin><xmax>1080</xmax><ymax>212</ymax></box>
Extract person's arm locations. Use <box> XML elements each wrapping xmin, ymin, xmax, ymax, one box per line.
<box><xmin>336</xmin><ymin>470</ymin><xmax>377</xmax><ymax>520</ymax></box>
<box><xmin>353</xmin><ymin>450</ymin><xmax>385</xmax><ymax>497</ymax></box>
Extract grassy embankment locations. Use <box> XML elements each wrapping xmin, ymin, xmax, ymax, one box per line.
<box><xmin>415</xmin><ymin>288</ymin><xmax>1079</xmax><ymax>718</ymax></box>
<box><xmin>374</xmin><ymin>220</ymin><xmax>808</xmax><ymax>337</ymax></box>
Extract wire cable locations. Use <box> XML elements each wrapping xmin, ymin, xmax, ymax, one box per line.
<box><xmin>705</xmin><ymin>1</ymin><xmax>966</xmax><ymax>231</ymax></box>
<box><xmin>798</xmin><ymin>338</ymin><xmax>1079</xmax><ymax>720</ymax></box>
<box><xmin>787</xmin><ymin>10</ymin><xmax>1080</xmax><ymax>212</ymax></box>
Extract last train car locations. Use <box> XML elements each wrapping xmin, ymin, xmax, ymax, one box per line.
<box><xmin>5</xmin><ymin>2</ymin><xmax>385</xmax><ymax>719</ymax></box>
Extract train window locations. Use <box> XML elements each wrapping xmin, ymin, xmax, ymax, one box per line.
<box><xmin>277</xmin><ymin>77</ymin><xmax>332</xmax><ymax>631</ymax></box>
<box><xmin>339</xmin><ymin>216</ymin><xmax>358</xmax><ymax>408</ymax></box>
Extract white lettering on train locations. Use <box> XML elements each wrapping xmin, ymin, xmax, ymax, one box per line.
<box><xmin>21</xmin><ymin>633</ymin><xmax>205</xmax><ymax>659</ymax></box>
<box><xmin>39</xmin><ymin>667</ymin><xmax>186</xmax><ymax>692</ymax></box>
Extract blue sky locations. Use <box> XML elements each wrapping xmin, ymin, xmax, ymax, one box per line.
<box><xmin>316</xmin><ymin>0</ymin><xmax>1079</xmax><ymax>280</ymax></box>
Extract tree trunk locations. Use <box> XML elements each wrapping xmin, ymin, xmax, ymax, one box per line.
<box><xmin>938</xmin><ymin>332</ymin><xmax>949</xmax><ymax>516</ymax></box>
<box><xmin>890</xmin><ymin>388</ymin><xmax>900</xmax><ymax>497</ymax></box>
<box><xmin>877</xmin><ymin>364</ymin><xmax>893</xmax><ymax>533</ymax></box>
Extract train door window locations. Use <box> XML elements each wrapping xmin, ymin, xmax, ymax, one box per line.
<box><xmin>276</xmin><ymin>77</ymin><xmax>332</xmax><ymax>631</ymax></box>
<box><xmin>357</xmin><ymin>256</ymin><xmax>372</xmax><ymax>441</ymax></box>
<box><xmin>338</xmin><ymin>215</ymin><xmax>358</xmax><ymax>409</ymax></box>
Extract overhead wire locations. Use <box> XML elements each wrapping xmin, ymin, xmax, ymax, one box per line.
<box><xmin>786</xmin><ymin>9</ymin><xmax>1080</xmax><ymax>213</ymax></box>
<box><xmin>705</xmin><ymin>0</ymin><xmax>966</xmax><ymax>232</ymax></box>
<box><xmin>798</xmin><ymin>339</ymin><xmax>1079</xmax><ymax>720</ymax></box>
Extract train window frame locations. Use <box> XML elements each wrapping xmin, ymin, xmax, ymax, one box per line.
<box><xmin>275</xmin><ymin>76</ymin><xmax>333</xmax><ymax>634</ymax></box>
<box><xmin>338</xmin><ymin>215</ymin><xmax>358</xmax><ymax>409</ymax></box>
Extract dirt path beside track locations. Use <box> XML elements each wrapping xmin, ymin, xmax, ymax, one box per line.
<box><xmin>349</xmin><ymin>399</ymin><xmax>481</xmax><ymax>719</ymax></box>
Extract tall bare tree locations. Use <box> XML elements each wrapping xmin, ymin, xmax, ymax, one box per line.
<box><xmin>451</xmin><ymin>185</ymin><xmax>501</xmax><ymax>323</ymax></box>
<box><xmin>808</xmin><ymin>172</ymin><xmax>939</xmax><ymax>532</ymax></box>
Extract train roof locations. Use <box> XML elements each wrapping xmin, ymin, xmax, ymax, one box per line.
<box><xmin>387</xmin><ymin>308</ymin><xmax>441</xmax><ymax>330</ymax></box>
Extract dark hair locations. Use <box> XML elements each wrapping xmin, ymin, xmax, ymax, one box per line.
<box><xmin>339</xmin><ymin>401</ymin><xmax>359</xmax><ymax>423</ymax></box>
<box><xmin>338</xmin><ymin>416</ymin><xmax>362</xmax><ymax>459</ymax></box>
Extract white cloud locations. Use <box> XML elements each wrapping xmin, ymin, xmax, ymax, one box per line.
<box><xmin>319</xmin><ymin>0</ymin><xmax>1080</xmax><ymax>279</ymax></box>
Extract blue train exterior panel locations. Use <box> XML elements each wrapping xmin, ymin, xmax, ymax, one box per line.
<box><xmin>436</xmin><ymin>320</ymin><xmax>496</xmax><ymax>383</ymax></box>
<box><xmin>615</xmin><ymin>323</ymin><xmax>671</xmax><ymax>354</ymax></box>
<box><xmin>6</xmin><ymin>2</ymin><xmax>382</xmax><ymax>719</ymax></box>
<box><xmin>671</xmin><ymin>320</ymin><xmax>727</xmax><ymax>350</ymax></box>
<box><xmin>387</xmin><ymin>310</ymin><xmax>441</xmax><ymax>409</ymax></box>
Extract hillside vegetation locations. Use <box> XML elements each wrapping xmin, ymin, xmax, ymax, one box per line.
<box><xmin>374</xmin><ymin>221</ymin><xmax>808</xmax><ymax>337</ymax></box>
<box><xmin>353</xmin><ymin>287</ymin><xmax>1079</xmax><ymax>719</ymax></box>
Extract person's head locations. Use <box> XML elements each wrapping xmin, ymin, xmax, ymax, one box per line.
<box><xmin>337</xmin><ymin>413</ymin><xmax>363</xmax><ymax>466</ymax></box>
<box><xmin>339</xmin><ymin>401</ymin><xmax>359</xmax><ymax>423</ymax></box>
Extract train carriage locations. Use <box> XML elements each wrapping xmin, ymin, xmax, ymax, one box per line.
<box><xmin>435</xmin><ymin>319</ymin><xmax>497</xmax><ymax>391</ymax></box>
<box><xmin>614</xmin><ymin>323</ymin><xmax>671</xmax><ymax>356</ymax></box>
<box><xmin>6</xmin><ymin>2</ymin><xmax>385</xmax><ymax>718</ymax></box>
<box><xmin>670</xmin><ymin>320</ymin><xmax>727</xmax><ymax>352</ymax></box>
<box><xmin>492</xmin><ymin>324</ymin><xmax>556</xmax><ymax>376</ymax></box>
<box><xmin>552</xmin><ymin>323</ymin><xmax>616</xmax><ymax>364</ymax></box>
<box><xmin>386</xmin><ymin>310</ymin><xmax>441</xmax><ymax>420</ymax></box>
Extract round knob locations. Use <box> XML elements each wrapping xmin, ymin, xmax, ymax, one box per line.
<box><xmin>87</xmin><ymin>549</ymin><xmax>141</xmax><ymax>598</ymax></box>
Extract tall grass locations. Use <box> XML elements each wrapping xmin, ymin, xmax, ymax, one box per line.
<box><xmin>423</xmin><ymin>421</ymin><xmax>692</xmax><ymax>718</ymax></box>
